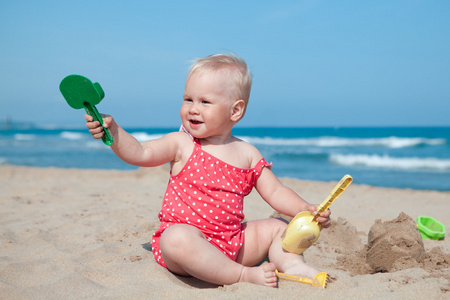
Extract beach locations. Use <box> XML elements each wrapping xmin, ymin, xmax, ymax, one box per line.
<box><xmin>1</xmin><ymin>165</ymin><xmax>449</xmax><ymax>299</ymax></box>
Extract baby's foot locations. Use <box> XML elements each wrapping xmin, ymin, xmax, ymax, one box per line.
<box><xmin>239</xmin><ymin>262</ymin><xmax>277</xmax><ymax>287</ymax></box>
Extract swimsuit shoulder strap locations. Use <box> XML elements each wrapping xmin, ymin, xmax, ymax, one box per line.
<box><xmin>179</xmin><ymin>125</ymin><xmax>201</xmax><ymax>146</ymax></box>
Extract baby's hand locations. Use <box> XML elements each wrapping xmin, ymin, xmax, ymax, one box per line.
<box><xmin>306</xmin><ymin>204</ymin><xmax>332</xmax><ymax>228</ymax></box>
<box><xmin>84</xmin><ymin>113</ymin><xmax>113</xmax><ymax>140</ymax></box>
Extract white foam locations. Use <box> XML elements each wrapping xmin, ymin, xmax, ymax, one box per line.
<box><xmin>14</xmin><ymin>134</ymin><xmax>36</xmax><ymax>141</ymax></box>
<box><xmin>330</xmin><ymin>154</ymin><xmax>450</xmax><ymax>171</ymax></box>
<box><xmin>131</xmin><ymin>132</ymin><xmax>164</xmax><ymax>143</ymax></box>
<box><xmin>85</xmin><ymin>140</ymin><xmax>109</xmax><ymax>149</ymax></box>
<box><xmin>239</xmin><ymin>136</ymin><xmax>446</xmax><ymax>148</ymax></box>
<box><xmin>60</xmin><ymin>131</ymin><xmax>86</xmax><ymax>140</ymax></box>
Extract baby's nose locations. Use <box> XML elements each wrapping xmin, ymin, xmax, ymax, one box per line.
<box><xmin>189</xmin><ymin>103</ymin><xmax>199</xmax><ymax>114</ymax></box>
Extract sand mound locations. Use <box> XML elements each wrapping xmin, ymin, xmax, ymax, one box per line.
<box><xmin>330</xmin><ymin>213</ymin><xmax>449</xmax><ymax>276</ymax></box>
<box><xmin>366</xmin><ymin>212</ymin><xmax>426</xmax><ymax>272</ymax></box>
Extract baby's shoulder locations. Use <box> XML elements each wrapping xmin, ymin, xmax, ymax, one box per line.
<box><xmin>233</xmin><ymin>136</ymin><xmax>258</xmax><ymax>151</ymax></box>
<box><xmin>165</xmin><ymin>131</ymin><xmax>192</xmax><ymax>143</ymax></box>
<box><xmin>232</xmin><ymin>137</ymin><xmax>264</xmax><ymax>168</ymax></box>
<box><xmin>164</xmin><ymin>131</ymin><xmax>195</xmax><ymax>166</ymax></box>
<box><xmin>161</xmin><ymin>131</ymin><xmax>194</xmax><ymax>153</ymax></box>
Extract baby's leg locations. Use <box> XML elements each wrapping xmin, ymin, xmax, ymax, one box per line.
<box><xmin>159</xmin><ymin>224</ymin><xmax>277</xmax><ymax>287</ymax></box>
<box><xmin>238</xmin><ymin>218</ymin><xmax>321</xmax><ymax>279</ymax></box>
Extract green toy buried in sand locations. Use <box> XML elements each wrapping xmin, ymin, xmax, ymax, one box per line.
<box><xmin>59</xmin><ymin>75</ymin><xmax>113</xmax><ymax>146</ymax></box>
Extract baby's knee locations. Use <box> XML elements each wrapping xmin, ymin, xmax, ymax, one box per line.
<box><xmin>269</xmin><ymin>217</ymin><xmax>289</xmax><ymax>232</ymax></box>
<box><xmin>160</xmin><ymin>224</ymin><xmax>203</xmax><ymax>252</ymax></box>
<box><xmin>259</xmin><ymin>217</ymin><xmax>289</xmax><ymax>240</ymax></box>
<box><xmin>161</xmin><ymin>225</ymin><xmax>186</xmax><ymax>248</ymax></box>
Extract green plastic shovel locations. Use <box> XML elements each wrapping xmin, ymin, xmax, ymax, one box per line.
<box><xmin>59</xmin><ymin>75</ymin><xmax>113</xmax><ymax>146</ymax></box>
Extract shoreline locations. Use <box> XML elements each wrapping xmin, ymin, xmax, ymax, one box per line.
<box><xmin>3</xmin><ymin>163</ymin><xmax>449</xmax><ymax>193</ymax></box>
<box><xmin>1</xmin><ymin>165</ymin><xmax>449</xmax><ymax>299</ymax></box>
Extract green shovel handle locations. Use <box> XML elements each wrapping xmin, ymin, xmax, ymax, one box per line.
<box><xmin>84</xmin><ymin>102</ymin><xmax>113</xmax><ymax>146</ymax></box>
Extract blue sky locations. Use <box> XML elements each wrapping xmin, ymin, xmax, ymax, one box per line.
<box><xmin>1</xmin><ymin>0</ymin><xmax>449</xmax><ymax>128</ymax></box>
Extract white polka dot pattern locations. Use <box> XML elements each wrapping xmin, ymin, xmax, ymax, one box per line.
<box><xmin>152</xmin><ymin>138</ymin><xmax>271</xmax><ymax>268</ymax></box>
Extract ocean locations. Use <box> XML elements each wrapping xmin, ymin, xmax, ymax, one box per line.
<box><xmin>1</xmin><ymin>126</ymin><xmax>449</xmax><ymax>191</ymax></box>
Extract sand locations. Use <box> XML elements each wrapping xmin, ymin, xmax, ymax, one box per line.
<box><xmin>366</xmin><ymin>212</ymin><xmax>426</xmax><ymax>272</ymax></box>
<box><xmin>1</xmin><ymin>165</ymin><xmax>449</xmax><ymax>299</ymax></box>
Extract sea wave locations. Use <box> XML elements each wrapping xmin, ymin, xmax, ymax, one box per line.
<box><xmin>85</xmin><ymin>140</ymin><xmax>110</xmax><ymax>149</ymax></box>
<box><xmin>131</xmin><ymin>132</ymin><xmax>164</xmax><ymax>142</ymax></box>
<box><xmin>14</xmin><ymin>133</ymin><xmax>36</xmax><ymax>141</ymax></box>
<box><xmin>330</xmin><ymin>154</ymin><xmax>450</xmax><ymax>171</ymax></box>
<box><xmin>240</xmin><ymin>136</ymin><xmax>446</xmax><ymax>148</ymax></box>
<box><xmin>60</xmin><ymin>131</ymin><xmax>86</xmax><ymax>140</ymax></box>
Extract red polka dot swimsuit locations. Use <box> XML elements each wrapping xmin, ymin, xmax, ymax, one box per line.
<box><xmin>152</xmin><ymin>134</ymin><xmax>271</xmax><ymax>268</ymax></box>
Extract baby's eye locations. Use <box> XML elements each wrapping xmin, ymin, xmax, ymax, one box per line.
<box><xmin>201</xmin><ymin>100</ymin><xmax>210</xmax><ymax>104</ymax></box>
<box><xmin>184</xmin><ymin>98</ymin><xmax>193</xmax><ymax>102</ymax></box>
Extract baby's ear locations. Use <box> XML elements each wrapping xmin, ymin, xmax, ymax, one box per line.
<box><xmin>231</xmin><ymin>100</ymin><xmax>246</xmax><ymax>122</ymax></box>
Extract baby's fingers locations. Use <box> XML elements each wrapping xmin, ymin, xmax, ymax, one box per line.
<box><xmin>84</xmin><ymin>113</ymin><xmax>93</xmax><ymax>122</ymax></box>
<box><xmin>319</xmin><ymin>208</ymin><xmax>331</xmax><ymax>218</ymax></box>
<box><xmin>86</xmin><ymin>120</ymin><xmax>102</xmax><ymax>129</ymax></box>
<box><xmin>316</xmin><ymin>209</ymin><xmax>332</xmax><ymax>228</ymax></box>
<box><xmin>89</xmin><ymin>126</ymin><xmax>105</xmax><ymax>139</ymax></box>
<box><xmin>317</xmin><ymin>216</ymin><xmax>331</xmax><ymax>228</ymax></box>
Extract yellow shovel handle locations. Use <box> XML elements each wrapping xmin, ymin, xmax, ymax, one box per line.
<box><xmin>312</xmin><ymin>174</ymin><xmax>353</xmax><ymax>221</ymax></box>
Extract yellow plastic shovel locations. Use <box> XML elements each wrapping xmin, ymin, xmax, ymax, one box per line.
<box><xmin>275</xmin><ymin>269</ymin><xmax>329</xmax><ymax>289</ymax></box>
<box><xmin>281</xmin><ymin>174</ymin><xmax>353</xmax><ymax>254</ymax></box>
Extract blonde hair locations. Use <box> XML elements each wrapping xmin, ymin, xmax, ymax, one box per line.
<box><xmin>187</xmin><ymin>54</ymin><xmax>252</xmax><ymax>113</ymax></box>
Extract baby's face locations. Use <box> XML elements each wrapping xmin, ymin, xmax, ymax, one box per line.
<box><xmin>180</xmin><ymin>70</ymin><xmax>236</xmax><ymax>138</ymax></box>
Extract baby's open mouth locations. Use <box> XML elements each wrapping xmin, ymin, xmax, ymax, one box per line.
<box><xmin>190</xmin><ymin>120</ymin><xmax>203</xmax><ymax>125</ymax></box>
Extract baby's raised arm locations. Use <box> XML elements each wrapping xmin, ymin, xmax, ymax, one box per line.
<box><xmin>85</xmin><ymin>114</ymin><xmax>179</xmax><ymax>168</ymax></box>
